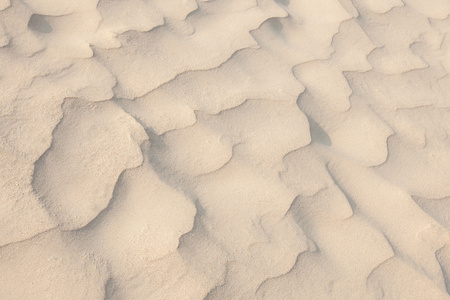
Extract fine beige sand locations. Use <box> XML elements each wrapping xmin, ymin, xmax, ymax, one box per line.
<box><xmin>1</xmin><ymin>0</ymin><xmax>450</xmax><ymax>299</ymax></box>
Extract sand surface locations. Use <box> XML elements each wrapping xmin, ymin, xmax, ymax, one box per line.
<box><xmin>1</xmin><ymin>0</ymin><xmax>450</xmax><ymax>299</ymax></box>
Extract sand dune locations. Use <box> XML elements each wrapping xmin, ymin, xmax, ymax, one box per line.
<box><xmin>1</xmin><ymin>0</ymin><xmax>450</xmax><ymax>299</ymax></box>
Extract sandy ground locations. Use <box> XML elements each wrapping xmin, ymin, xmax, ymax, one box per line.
<box><xmin>1</xmin><ymin>0</ymin><xmax>450</xmax><ymax>299</ymax></box>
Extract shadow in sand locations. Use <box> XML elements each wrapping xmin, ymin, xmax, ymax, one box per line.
<box><xmin>28</xmin><ymin>14</ymin><xmax>53</xmax><ymax>34</ymax></box>
<box><xmin>308</xmin><ymin>116</ymin><xmax>332</xmax><ymax>146</ymax></box>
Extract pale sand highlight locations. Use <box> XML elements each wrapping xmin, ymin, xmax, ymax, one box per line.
<box><xmin>1</xmin><ymin>0</ymin><xmax>450</xmax><ymax>299</ymax></box>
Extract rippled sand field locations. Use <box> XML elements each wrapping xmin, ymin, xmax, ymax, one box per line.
<box><xmin>1</xmin><ymin>0</ymin><xmax>450</xmax><ymax>299</ymax></box>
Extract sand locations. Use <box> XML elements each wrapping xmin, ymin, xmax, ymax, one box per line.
<box><xmin>1</xmin><ymin>0</ymin><xmax>450</xmax><ymax>299</ymax></box>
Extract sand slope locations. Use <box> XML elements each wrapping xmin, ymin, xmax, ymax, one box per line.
<box><xmin>1</xmin><ymin>0</ymin><xmax>450</xmax><ymax>299</ymax></box>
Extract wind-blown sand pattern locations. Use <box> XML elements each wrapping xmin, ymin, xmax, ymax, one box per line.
<box><xmin>1</xmin><ymin>0</ymin><xmax>450</xmax><ymax>299</ymax></box>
